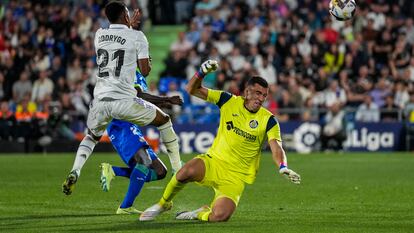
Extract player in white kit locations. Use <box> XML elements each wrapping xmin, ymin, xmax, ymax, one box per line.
<box><xmin>62</xmin><ymin>1</ymin><xmax>181</xmax><ymax>195</ymax></box>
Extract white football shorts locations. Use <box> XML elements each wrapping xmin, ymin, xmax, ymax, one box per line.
<box><xmin>87</xmin><ymin>97</ymin><xmax>158</xmax><ymax>137</ymax></box>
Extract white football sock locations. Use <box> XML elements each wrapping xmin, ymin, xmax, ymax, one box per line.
<box><xmin>71</xmin><ymin>134</ymin><xmax>98</xmax><ymax>176</ymax></box>
<box><xmin>157</xmin><ymin>120</ymin><xmax>181</xmax><ymax>171</ymax></box>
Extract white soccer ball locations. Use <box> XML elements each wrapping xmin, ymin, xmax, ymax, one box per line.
<box><xmin>329</xmin><ymin>0</ymin><xmax>357</xmax><ymax>21</ymax></box>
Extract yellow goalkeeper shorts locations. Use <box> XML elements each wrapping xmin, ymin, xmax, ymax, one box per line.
<box><xmin>195</xmin><ymin>154</ymin><xmax>245</xmax><ymax>206</ymax></box>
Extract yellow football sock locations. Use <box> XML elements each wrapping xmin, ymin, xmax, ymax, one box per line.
<box><xmin>159</xmin><ymin>174</ymin><xmax>185</xmax><ymax>205</ymax></box>
<box><xmin>197</xmin><ymin>209</ymin><xmax>211</xmax><ymax>221</ymax></box>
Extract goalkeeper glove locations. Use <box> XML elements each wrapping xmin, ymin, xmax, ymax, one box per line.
<box><xmin>279</xmin><ymin>163</ymin><xmax>301</xmax><ymax>184</ymax></box>
<box><xmin>197</xmin><ymin>60</ymin><xmax>219</xmax><ymax>77</ymax></box>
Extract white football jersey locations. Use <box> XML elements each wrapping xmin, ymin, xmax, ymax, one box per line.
<box><xmin>93</xmin><ymin>24</ymin><xmax>149</xmax><ymax>100</ymax></box>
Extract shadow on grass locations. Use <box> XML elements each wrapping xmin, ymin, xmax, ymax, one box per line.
<box><xmin>0</xmin><ymin>213</ymin><xmax>115</xmax><ymax>221</ymax></box>
<box><xmin>74</xmin><ymin>220</ymin><xmax>258</xmax><ymax>232</ymax></box>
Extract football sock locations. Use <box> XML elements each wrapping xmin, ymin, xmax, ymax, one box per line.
<box><xmin>120</xmin><ymin>164</ymin><xmax>149</xmax><ymax>208</ymax></box>
<box><xmin>159</xmin><ymin>174</ymin><xmax>185</xmax><ymax>205</ymax></box>
<box><xmin>145</xmin><ymin>168</ymin><xmax>158</xmax><ymax>182</ymax></box>
<box><xmin>197</xmin><ymin>209</ymin><xmax>211</xmax><ymax>221</ymax></box>
<box><xmin>112</xmin><ymin>166</ymin><xmax>158</xmax><ymax>181</ymax></box>
<box><xmin>112</xmin><ymin>166</ymin><xmax>132</xmax><ymax>178</ymax></box>
<box><xmin>157</xmin><ymin>120</ymin><xmax>181</xmax><ymax>171</ymax></box>
<box><xmin>71</xmin><ymin>135</ymin><xmax>98</xmax><ymax>176</ymax></box>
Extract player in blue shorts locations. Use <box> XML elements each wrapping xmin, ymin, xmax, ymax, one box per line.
<box><xmin>101</xmin><ymin>69</ymin><xmax>183</xmax><ymax>214</ymax></box>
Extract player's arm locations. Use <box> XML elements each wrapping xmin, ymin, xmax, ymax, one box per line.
<box><xmin>131</xmin><ymin>9</ymin><xmax>151</xmax><ymax>77</ymax></box>
<box><xmin>267</xmin><ymin>116</ymin><xmax>301</xmax><ymax>184</ymax></box>
<box><xmin>138</xmin><ymin>58</ymin><xmax>151</xmax><ymax>77</ymax></box>
<box><xmin>185</xmin><ymin>60</ymin><xmax>219</xmax><ymax>100</ymax></box>
<box><xmin>135</xmin><ymin>87</ymin><xmax>183</xmax><ymax>108</ymax></box>
<box><xmin>269</xmin><ymin>139</ymin><xmax>301</xmax><ymax>185</ymax></box>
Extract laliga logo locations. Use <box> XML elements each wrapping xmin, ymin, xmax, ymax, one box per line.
<box><xmin>293</xmin><ymin>122</ymin><xmax>321</xmax><ymax>154</ymax></box>
<box><xmin>345</xmin><ymin>127</ymin><xmax>394</xmax><ymax>151</ymax></box>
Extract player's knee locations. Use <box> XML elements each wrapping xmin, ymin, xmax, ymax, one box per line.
<box><xmin>211</xmin><ymin>210</ymin><xmax>232</xmax><ymax>222</ymax></box>
<box><xmin>157</xmin><ymin>167</ymin><xmax>167</xmax><ymax>180</ymax></box>
<box><xmin>153</xmin><ymin>111</ymin><xmax>171</xmax><ymax>127</ymax></box>
<box><xmin>87</xmin><ymin>129</ymin><xmax>101</xmax><ymax>142</ymax></box>
<box><xmin>176</xmin><ymin>166</ymin><xmax>194</xmax><ymax>182</ymax></box>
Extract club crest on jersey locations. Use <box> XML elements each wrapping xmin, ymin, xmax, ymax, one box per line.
<box><xmin>249</xmin><ymin>120</ymin><xmax>258</xmax><ymax>129</ymax></box>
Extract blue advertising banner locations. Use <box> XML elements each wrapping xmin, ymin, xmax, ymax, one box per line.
<box><xmin>141</xmin><ymin>122</ymin><xmax>404</xmax><ymax>153</ymax></box>
<box><xmin>344</xmin><ymin>122</ymin><xmax>404</xmax><ymax>151</ymax></box>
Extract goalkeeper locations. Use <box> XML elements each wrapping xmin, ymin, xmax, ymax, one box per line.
<box><xmin>140</xmin><ymin>60</ymin><xmax>301</xmax><ymax>222</ymax></box>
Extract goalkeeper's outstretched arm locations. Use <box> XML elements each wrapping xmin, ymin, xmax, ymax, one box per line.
<box><xmin>185</xmin><ymin>60</ymin><xmax>219</xmax><ymax>100</ymax></box>
<box><xmin>269</xmin><ymin>139</ymin><xmax>288</xmax><ymax>167</ymax></box>
<box><xmin>269</xmin><ymin>139</ymin><xmax>301</xmax><ymax>184</ymax></box>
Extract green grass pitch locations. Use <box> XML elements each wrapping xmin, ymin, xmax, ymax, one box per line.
<box><xmin>0</xmin><ymin>152</ymin><xmax>413</xmax><ymax>233</ymax></box>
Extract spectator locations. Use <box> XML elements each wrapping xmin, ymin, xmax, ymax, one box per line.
<box><xmin>256</xmin><ymin>56</ymin><xmax>277</xmax><ymax>86</ymax></box>
<box><xmin>374</xmin><ymin>30</ymin><xmax>393</xmax><ymax>67</ymax></box>
<box><xmin>297</xmin><ymin>34</ymin><xmax>312</xmax><ymax>58</ymax></box>
<box><xmin>370</xmin><ymin>78</ymin><xmax>391</xmax><ymax>108</ymax></box>
<box><xmin>355</xmin><ymin>95</ymin><xmax>380</xmax><ymax>122</ymax></box>
<box><xmin>214</xmin><ymin>32</ymin><xmax>233</xmax><ymax>56</ymax></box>
<box><xmin>50</xmin><ymin>56</ymin><xmax>66</xmax><ymax>83</ymax></box>
<box><xmin>322</xmin><ymin>80</ymin><xmax>347</xmax><ymax>108</ymax></box>
<box><xmin>162</xmin><ymin>50</ymin><xmax>188</xmax><ymax>80</ymax></box>
<box><xmin>394</xmin><ymin>81</ymin><xmax>410</xmax><ymax>109</ymax></box>
<box><xmin>228</xmin><ymin>47</ymin><xmax>246</xmax><ymax>72</ymax></box>
<box><xmin>70</xmin><ymin>81</ymin><xmax>91</xmax><ymax>117</ymax></box>
<box><xmin>52</xmin><ymin>77</ymin><xmax>69</xmax><ymax>100</ymax></box>
<box><xmin>390</xmin><ymin>40</ymin><xmax>411</xmax><ymax>76</ymax></box>
<box><xmin>405</xmin><ymin>93</ymin><xmax>414</xmax><ymax>122</ymax></box>
<box><xmin>381</xmin><ymin>95</ymin><xmax>400</xmax><ymax>122</ymax></box>
<box><xmin>362</xmin><ymin>18</ymin><xmax>378</xmax><ymax>42</ymax></box>
<box><xmin>170</xmin><ymin>31</ymin><xmax>193</xmax><ymax>54</ymax></box>
<box><xmin>66</xmin><ymin>57</ymin><xmax>83</xmax><ymax>85</ymax></box>
<box><xmin>12</xmin><ymin>71</ymin><xmax>32</xmax><ymax>103</ymax></box>
<box><xmin>0</xmin><ymin>100</ymin><xmax>15</xmax><ymax>141</ymax></box>
<box><xmin>31</xmin><ymin>70</ymin><xmax>54</xmax><ymax>104</ymax></box>
<box><xmin>195</xmin><ymin>29</ymin><xmax>213</xmax><ymax>59</ymax></box>
<box><xmin>186</xmin><ymin>21</ymin><xmax>201</xmax><ymax>45</ymax></box>
<box><xmin>77</xmin><ymin>9</ymin><xmax>92</xmax><ymax>40</ymax></box>
<box><xmin>321</xmin><ymin>101</ymin><xmax>346</xmax><ymax>151</ymax></box>
<box><xmin>31</xmin><ymin>50</ymin><xmax>50</xmax><ymax>72</ymax></box>
<box><xmin>323</xmin><ymin>43</ymin><xmax>345</xmax><ymax>74</ymax></box>
<box><xmin>15</xmin><ymin>93</ymin><xmax>37</xmax><ymax>141</ymax></box>
<box><xmin>0</xmin><ymin>72</ymin><xmax>4</xmax><ymax>100</ymax></box>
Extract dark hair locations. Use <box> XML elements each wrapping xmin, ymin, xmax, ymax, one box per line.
<box><xmin>105</xmin><ymin>1</ymin><xmax>127</xmax><ymax>23</ymax></box>
<box><xmin>246</xmin><ymin>76</ymin><xmax>268</xmax><ymax>88</ymax></box>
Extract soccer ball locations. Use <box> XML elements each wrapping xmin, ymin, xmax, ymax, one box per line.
<box><xmin>329</xmin><ymin>0</ymin><xmax>357</xmax><ymax>21</ymax></box>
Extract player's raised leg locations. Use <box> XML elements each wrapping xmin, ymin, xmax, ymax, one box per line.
<box><xmin>63</xmin><ymin>99</ymin><xmax>107</xmax><ymax>195</ymax></box>
<box><xmin>139</xmin><ymin>158</ymin><xmax>205</xmax><ymax>221</ymax></box>
<box><xmin>62</xmin><ymin>132</ymin><xmax>101</xmax><ymax>195</ymax></box>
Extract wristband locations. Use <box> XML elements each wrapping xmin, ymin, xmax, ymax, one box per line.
<box><xmin>279</xmin><ymin>162</ymin><xmax>287</xmax><ymax>170</ymax></box>
<box><xmin>195</xmin><ymin>70</ymin><xmax>205</xmax><ymax>79</ymax></box>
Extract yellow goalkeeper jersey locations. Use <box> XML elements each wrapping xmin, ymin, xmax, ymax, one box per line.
<box><xmin>206</xmin><ymin>89</ymin><xmax>282</xmax><ymax>184</ymax></box>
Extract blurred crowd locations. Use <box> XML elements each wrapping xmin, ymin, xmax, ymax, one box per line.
<box><xmin>0</xmin><ymin>0</ymin><xmax>113</xmax><ymax>141</ymax></box>
<box><xmin>163</xmin><ymin>0</ymin><xmax>414</xmax><ymax>124</ymax></box>
<box><xmin>1</xmin><ymin>0</ymin><xmax>414</xmax><ymax>144</ymax></box>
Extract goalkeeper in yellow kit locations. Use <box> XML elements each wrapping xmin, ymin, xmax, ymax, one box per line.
<box><xmin>140</xmin><ymin>60</ymin><xmax>301</xmax><ymax>222</ymax></box>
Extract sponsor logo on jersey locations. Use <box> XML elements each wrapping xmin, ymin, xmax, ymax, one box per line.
<box><xmin>226</xmin><ymin>121</ymin><xmax>256</xmax><ymax>142</ymax></box>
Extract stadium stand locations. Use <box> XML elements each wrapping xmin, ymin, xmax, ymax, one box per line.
<box><xmin>0</xmin><ymin>0</ymin><xmax>414</xmax><ymax>151</ymax></box>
